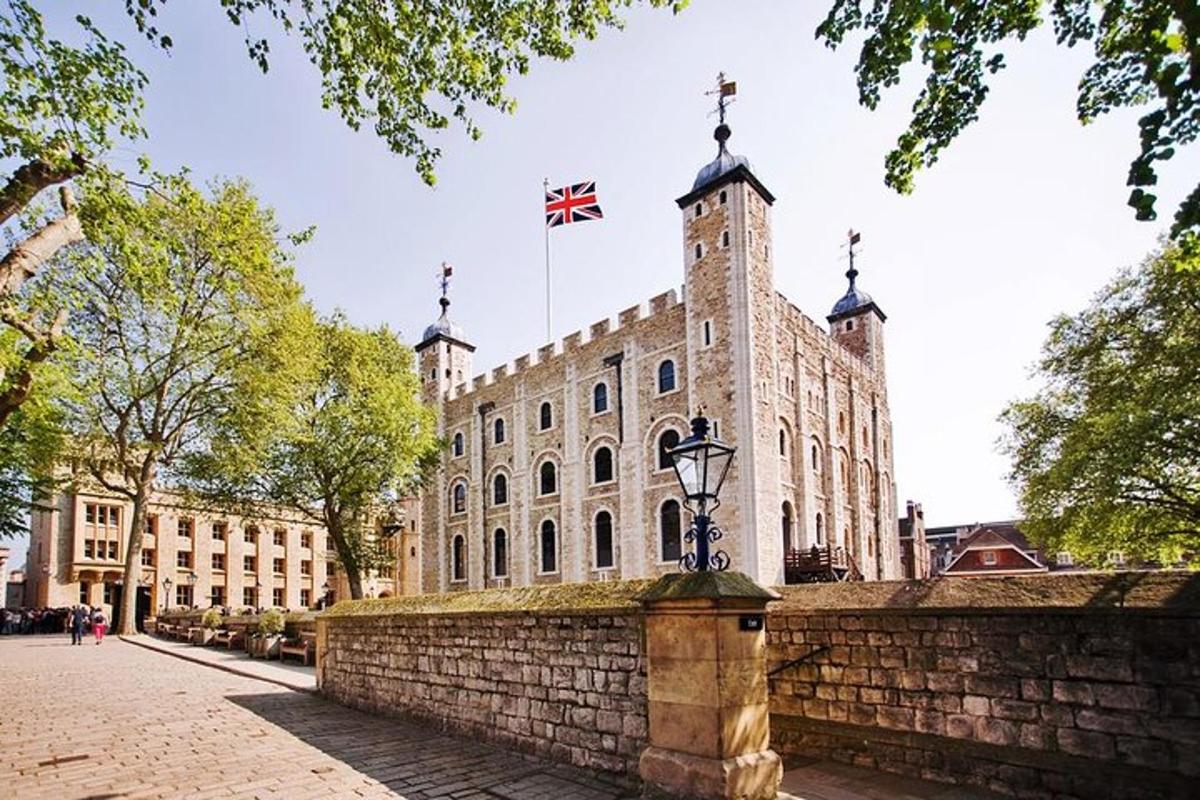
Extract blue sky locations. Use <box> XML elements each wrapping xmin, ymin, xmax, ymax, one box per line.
<box><xmin>7</xmin><ymin>2</ymin><xmax>1197</xmax><ymax>572</ymax></box>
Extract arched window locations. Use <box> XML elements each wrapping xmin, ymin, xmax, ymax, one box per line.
<box><xmin>722</xmin><ymin>230</ymin><xmax>730</xmax><ymax>248</ymax></box>
<box><xmin>452</xmin><ymin>432</ymin><xmax>464</xmax><ymax>457</ymax></box>
<box><xmin>595</xmin><ymin>511</ymin><xmax>614</xmax><ymax>569</ymax></box>
<box><xmin>494</xmin><ymin>418</ymin><xmax>505</xmax><ymax>444</ymax></box>
<box><xmin>658</xmin><ymin>360</ymin><xmax>676</xmax><ymax>393</ymax></box>
<box><xmin>660</xmin><ymin>500</ymin><xmax>683</xmax><ymax>563</ymax></box>
<box><xmin>493</xmin><ymin>473</ymin><xmax>508</xmax><ymax>506</ymax></box>
<box><xmin>540</xmin><ymin>520</ymin><xmax>557</xmax><ymax>573</ymax></box>
<box><xmin>782</xmin><ymin>501</ymin><xmax>794</xmax><ymax>552</ymax></box>
<box><xmin>657</xmin><ymin>429</ymin><xmax>681</xmax><ymax>471</ymax></box>
<box><xmin>451</xmin><ymin>482</ymin><xmax>466</xmax><ymax>514</ymax></box>
<box><xmin>779</xmin><ymin>428</ymin><xmax>788</xmax><ymax>457</ymax></box>
<box><xmin>838</xmin><ymin>412</ymin><xmax>846</xmax><ymax>436</ymax></box>
<box><xmin>593</xmin><ymin>446</ymin><xmax>614</xmax><ymax>484</ymax></box>
<box><xmin>815</xmin><ymin>513</ymin><xmax>824</xmax><ymax>545</ymax></box>
<box><xmin>719</xmin><ymin>190</ymin><xmax>727</xmax><ymax>205</ymax></box>
<box><xmin>863</xmin><ymin>426</ymin><xmax>870</xmax><ymax>448</ymax></box>
<box><xmin>539</xmin><ymin>401</ymin><xmax>553</xmax><ymax>430</ymax></box>
<box><xmin>539</xmin><ymin>461</ymin><xmax>557</xmax><ymax>495</ymax></box>
<box><xmin>593</xmin><ymin>382</ymin><xmax>609</xmax><ymax>414</ymax></box>
<box><xmin>493</xmin><ymin>529</ymin><xmax>508</xmax><ymax>577</ymax></box>
<box><xmin>811</xmin><ymin>443</ymin><xmax>820</xmax><ymax>472</ymax></box>
<box><xmin>451</xmin><ymin>535</ymin><xmax>466</xmax><ymax>582</ymax></box>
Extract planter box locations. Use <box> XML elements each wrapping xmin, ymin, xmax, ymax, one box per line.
<box><xmin>193</xmin><ymin>628</ymin><xmax>217</xmax><ymax>646</ymax></box>
<box><xmin>250</xmin><ymin>634</ymin><xmax>283</xmax><ymax>659</ymax></box>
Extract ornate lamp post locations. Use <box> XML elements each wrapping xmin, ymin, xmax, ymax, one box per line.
<box><xmin>666</xmin><ymin>410</ymin><xmax>736</xmax><ymax>572</ymax></box>
<box><xmin>187</xmin><ymin>571</ymin><xmax>198</xmax><ymax>608</ymax></box>
<box><xmin>161</xmin><ymin>576</ymin><xmax>173</xmax><ymax>610</ymax></box>
<box><xmin>321</xmin><ymin>581</ymin><xmax>332</xmax><ymax>608</ymax></box>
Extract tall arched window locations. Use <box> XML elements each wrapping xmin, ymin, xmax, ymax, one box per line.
<box><xmin>539</xmin><ymin>401</ymin><xmax>553</xmax><ymax>430</ymax></box>
<box><xmin>811</xmin><ymin>442</ymin><xmax>821</xmax><ymax>472</ymax></box>
<box><xmin>540</xmin><ymin>520</ymin><xmax>557</xmax><ymax>573</ymax></box>
<box><xmin>658</xmin><ymin>360</ymin><xmax>676</xmax><ymax>393</ymax></box>
<box><xmin>815</xmin><ymin>513</ymin><xmax>824</xmax><ymax>545</ymax></box>
<box><xmin>660</xmin><ymin>499</ymin><xmax>682</xmax><ymax>563</ymax></box>
<box><xmin>451</xmin><ymin>535</ymin><xmax>466</xmax><ymax>582</ymax></box>
<box><xmin>595</xmin><ymin>511</ymin><xmax>614</xmax><ymax>569</ymax></box>
<box><xmin>493</xmin><ymin>473</ymin><xmax>508</xmax><ymax>506</ymax></box>
<box><xmin>539</xmin><ymin>461</ymin><xmax>557</xmax><ymax>495</ymax></box>
<box><xmin>593</xmin><ymin>382</ymin><xmax>609</xmax><ymax>414</ymax></box>
<box><xmin>451</xmin><ymin>482</ymin><xmax>466</xmax><ymax>514</ymax></box>
<box><xmin>779</xmin><ymin>428</ymin><xmax>788</xmax><ymax>457</ymax></box>
<box><xmin>657</xmin><ymin>429</ymin><xmax>681</xmax><ymax>471</ymax></box>
<box><xmin>593</xmin><ymin>446</ymin><xmax>614</xmax><ymax>484</ymax></box>
<box><xmin>452</xmin><ymin>432</ymin><xmax>464</xmax><ymax>457</ymax></box>
<box><xmin>494</xmin><ymin>418</ymin><xmax>505</xmax><ymax>444</ymax></box>
<box><xmin>493</xmin><ymin>528</ymin><xmax>508</xmax><ymax>577</ymax></box>
<box><xmin>782</xmin><ymin>501</ymin><xmax>794</xmax><ymax>552</ymax></box>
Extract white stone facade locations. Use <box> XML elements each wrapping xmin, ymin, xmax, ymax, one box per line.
<box><xmin>416</xmin><ymin>130</ymin><xmax>901</xmax><ymax>591</ymax></box>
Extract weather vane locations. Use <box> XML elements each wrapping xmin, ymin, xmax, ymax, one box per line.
<box><xmin>438</xmin><ymin>261</ymin><xmax>452</xmax><ymax>311</ymax></box>
<box><xmin>706</xmin><ymin>72</ymin><xmax>737</xmax><ymax>124</ymax></box>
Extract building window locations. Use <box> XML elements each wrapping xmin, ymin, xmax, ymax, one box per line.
<box><xmin>721</xmin><ymin>230</ymin><xmax>729</xmax><ymax>248</ymax></box>
<box><xmin>838</xmin><ymin>412</ymin><xmax>847</xmax><ymax>436</ymax></box>
<box><xmin>178</xmin><ymin>518</ymin><xmax>193</xmax><ymax>538</ymax></box>
<box><xmin>243</xmin><ymin>587</ymin><xmax>256</xmax><ymax>608</ymax></box>
<box><xmin>694</xmin><ymin>202</ymin><xmax>702</xmax><ymax>218</ymax></box>
<box><xmin>209</xmin><ymin>522</ymin><xmax>225</xmax><ymax>541</ymax></box>
<box><xmin>145</xmin><ymin>514</ymin><xmax>157</xmax><ymax>536</ymax></box>
<box><xmin>702</xmin><ymin>320</ymin><xmax>712</xmax><ymax>348</ymax></box>
<box><xmin>657</xmin><ymin>429</ymin><xmax>681</xmax><ymax>471</ymax></box>
<box><xmin>493</xmin><ymin>528</ymin><xmax>508</xmax><ymax>577</ymax></box>
<box><xmin>539</xmin><ymin>401</ymin><xmax>553</xmax><ymax>430</ymax></box>
<box><xmin>244</xmin><ymin>555</ymin><xmax>257</xmax><ymax>573</ymax></box>
<box><xmin>539</xmin><ymin>461</ymin><xmax>557</xmax><ymax>496</ymax></box>
<box><xmin>779</xmin><ymin>428</ymin><xmax>788</xmax><ymax>457</ymax></box>
<box><xmin>272</xmin><ymin>529</ymin><xmax>285</xmax><ymax>547</ymax></box>
<box><xmin>694</xmin><ymin>243</ymin><xmax>702</xmax><ymax>260</ymax></box>
<box><xmin>453</xmin><ymin>431</ymin><xmax>465</xmax><ymax>457</ymax></box>
<box><xmin>719</xmin><ymin>190</ymin><xmax>727</xmax><ymax>205</ymax></box>
<box><xmin>593</xmin><ymin>446</ymin><xmax>614</xmax><ymax>484</ymax></box>
<box><xmin>781</xmin><ymin>502</ymin><xmax>794</xmax><ymax>552</ymax></box>
<box><xmin>141</xmin><ymin>548</ymin><xmax>155</xmax><ymax>567</ymax></box>
<box><xmin>211</xmin><ymin>586</ymin><xmax>225</xmax><ymax>607</ymax></box>
<box><xmin>244</xmin><ymin>527</ymin><xmax>258</xmax><ymax>545</ymax></box>
<box><xmin>494</xmin><ymin>418</ymin><xmax>506</xmax><ymax>444</ymax></box>
<box><xmin>593</xmin><ymin>382</ymin><xmax>609</xmax><ymax>413</ymax></box>
<box><xmin>451</xmin><ymin>535</ymin><xmax>466</xmax><ymax>582</ymax></box>
<box><xmin>811</xmin><ymin>443</ymin><xmax>821</xmax><ymax>472</ymax></box>
<box><xmin>815</xmin><ymin>512</ymin><xmax>824</xmax><ymax>545</ymax></box>
<box><xmin>846</xmin><ymin>319</ymin><xmax>854</xmax><ymax>331</ymax></box>
<box><xmin>493</xmin><ymin>473</ymin><xmax>508</xmax><ymax>506</ymax></box>
<box><xmin>540</xmin><ymin>520</ymin><xmax>558</xmax><ymax>573</ymax></box>
<box><xmin>103</xmin><ymin>583</ymin><xmax>114</xmax><ymax>605</ymax></box>
<box><xmin>176</xmin><ymin>551</ymin><xmax>192</xmax><ymax>569</ymax></box>
<box><xmin>1056</xmin><ymin>551</ymin><xmax>1073</xmax><ymax>567</ymax></box>
<box><xmin>658</xmin><ymin>360</ymin><xmax>676</xmax><ymax>393</ymax></box>
<box><xmin>84</xmin><ymin>540</ymin><xmax>94</xmax><ymax>559</ymax></box>
<box><xmin>300</xmin><ymin>589</ymin><xmax>311</xmax><ymax>608</ymax></box>
<box><xmin>451</xmin><ymin>482</ymin><xmax>467</xmax><ymax>514</ymax></box>
<box><xmin>660</xmin><ymin>500</ymin><xmax>682</xmax><ymax>563</ymax></box>
<box><xmin>301</xmin><ymin>532</ymin><xmax>312</xmax><ymax>549</ymax></box>
<box><xmin>982</xmin><ymin>551</ymin><xmax>998</xmax><ymax>566</ymax></box>
<box><xmin>211</xmin><ymin>553</ymin><xmax>226</xmax><ymax>572</ymax></box>
<box><xmin>273</xmin><ymin>558</ymin><xmax>285</xmax><ymax>574</ymax></box>
<box><xmin>175</xmin><ymin>585</ymin><xmax>193</xmax><ymax>608</ymax></box>
<box><xmin>272</xmin><ymin>587</ymin><xmax>285</xmax><ymax>608</ymax></box>
<box><xmin>595</xmin><ymin>511</ymin><xmax>614</xmax><ymax>569</ymax></box>
<box><xmin>300</xmin><ymin>560</ymin><xmax>312</xmax><ymax>576</ymax></box>
<box><xmin>79</xmin><ymin>581</ymin><xmax>90</xmax><ymax>605</ymax></box>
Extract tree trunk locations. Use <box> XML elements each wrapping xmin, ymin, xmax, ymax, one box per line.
<box><xmin>117</xmin><ymin>464</ymin><xmax>156</xmax><ymax>635</ymax></box>
<box><xmin>323</xmin><ymin>510</ymin><xmax>366</xmax><ymax>600</ymax></box>
<box><xmin>0</xmin><ymin>186</ymin><xmax>84</xmax><ymax>298</ymax></box>
<box><xmin>0</xmin><ymin>156</ymin><xmax>85</xmax><ymax>227</ymax></box>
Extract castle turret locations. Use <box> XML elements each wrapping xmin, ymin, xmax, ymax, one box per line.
<box><xmin>415</xmin><ymin>263</ymin><xmax>475</xmax><ymax>403</ymax></box>
<box><xmin>828</xmin><ymin>231</ymin><xmax>886</xmax><ymax>377</ymax></box>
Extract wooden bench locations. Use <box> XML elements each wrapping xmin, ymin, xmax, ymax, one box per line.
<box><xmin>212</xmin><ymin>628</ymin><xmax>245</xmax><ymax>650</ymax></box>
<box><xmin>156</xmin><ymin>623</ymin><xmax>176</xmax><ymax>639</ymax></box>
<box><xmin>279</xmin><ymin>631</ymin><xmax>316</xmax><ymax>666</ymax></box>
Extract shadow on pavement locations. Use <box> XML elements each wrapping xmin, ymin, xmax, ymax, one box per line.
<box><xmin>227</xmin><ymin>691</ymin><xmax>637</xmax><ymax>800</ymax></box>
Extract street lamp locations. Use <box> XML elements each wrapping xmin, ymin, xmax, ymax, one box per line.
<box><xmin>321</xmin><ymin>581</ymin><xmax>332</xmax><ymax>608</ymax></box>
<box><xmin>254</xmin><ymin>580</ymin><xmax>263</xmax><ymax>611</ymax></box>
<box><xmin>666</xmin><ymin>411</ymin><xmax>736</xmax><ymax>572</ymax></box>
<box><xmin>161</xmin><ymin>576</ymin><xmax>173</xmax><ymax>610</ymax></box>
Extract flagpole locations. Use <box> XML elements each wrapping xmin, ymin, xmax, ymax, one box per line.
<box><xmin>543</xmin><ymin>177</ymin><xmax>552</xmax><ymax>342</ymax></box>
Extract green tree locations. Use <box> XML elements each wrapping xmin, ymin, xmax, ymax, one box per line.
<box><xmin>187</xmin><ymin>315</ymin><xmax>439</xmax><ymax>600</ymax></box>
<box><xmin>0</xmin><ymin>0</ymin><xmax>147</xmax><ymax>427</ymax></box>
<box><xmin>1001</xmin><ymin>241</ymin><xmax>1200</xmax><ymax>564</ymax></box>
<box><xmin>120</xmin><ymin>0</ymin><xmax>683</xmax><ymax>185</ymax></box>
<box><xmin>816</xmin><ymin>1</ymin><xmax>1200</xmax><ymax>255</ymax></box>
<box><xmin>56</xmin><ymin>175</ymin><xmax>309</xmax><ymax>634</ymax></box>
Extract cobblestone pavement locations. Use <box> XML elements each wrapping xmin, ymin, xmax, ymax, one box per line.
<box><xmin>1</xmin><ymin>636</ymin><xmax>635</xmax><ymax>800</ymax></box>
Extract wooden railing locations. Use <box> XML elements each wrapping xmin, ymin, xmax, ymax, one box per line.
<box><xmin>784</xmin><ymin>545</ymin><xmax>863</xmax><ymax>584</ymax></box>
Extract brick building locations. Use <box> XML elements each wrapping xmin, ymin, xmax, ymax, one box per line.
<box><xmin>416</xmin><ymin>118</ymin><xmax>903</xmax><ymax>592</ymax></box>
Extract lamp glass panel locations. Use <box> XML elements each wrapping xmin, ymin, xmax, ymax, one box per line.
<box><xmin>672</xmin><ymin>448</ymin><xmax>701</xmax><ymax>498</ymax></box>
<box><xmin>703</xmin><ymin>447</ymin><xmax>734</xmax><ymax>497</ymax></box>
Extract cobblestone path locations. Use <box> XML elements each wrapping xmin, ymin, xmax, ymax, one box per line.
<box><xmin>1</xmin><ymin>636</ymin><xmax>634</xmax><ymax>799</ymax></box>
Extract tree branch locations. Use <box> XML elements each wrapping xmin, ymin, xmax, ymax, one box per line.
<box><xmin>0</xmin><ymin>155</ymin><xmax>86</xmax><ymax>227</ymax></box>
<box><xmin>0</xmin><ymin>186</ymin><xmax>85</xmax><ymax>298</ymax></box>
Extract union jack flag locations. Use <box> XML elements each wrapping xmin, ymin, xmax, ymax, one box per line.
<box><xmin>545</xmin><ymin>181</ymin><xmax>604</xmax><ymax>228</ymax></box>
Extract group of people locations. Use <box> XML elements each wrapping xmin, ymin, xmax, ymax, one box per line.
<box><xmin>0</xmin><ymin>605</ymin><xmax>107</xmax><ymax>643</ymax></box>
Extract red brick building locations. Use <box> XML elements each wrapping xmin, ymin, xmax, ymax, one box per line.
<box><xmin>941</xmin><ymin>525</ymin><xmax>1048</xmax><ymax>576</ymax></box>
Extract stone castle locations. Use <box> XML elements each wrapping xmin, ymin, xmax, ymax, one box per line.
<box><xmin>415</xmin><ymin>118</ymin><xmax>901</xmax><ymax>592</ymax></box>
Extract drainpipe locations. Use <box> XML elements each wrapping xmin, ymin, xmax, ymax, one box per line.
<box><xmin>478</xmin><ymin>401</ymin><xmax>495</xmax><ymax>585</ymax></box>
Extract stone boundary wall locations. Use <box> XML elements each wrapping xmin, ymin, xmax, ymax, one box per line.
<box><xmin>317</xmin><ymin>588</ymin><xmax>648</xmax><ymax>782</ymax></box>
<box><xmin>766</xmin><ymin>573</ymin><xmax>1200</xmax><ymax>800</ymax></box>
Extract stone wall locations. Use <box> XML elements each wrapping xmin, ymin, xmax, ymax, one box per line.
<box><xmin>766</xmin><ymin>573</ymin><xmax>1200</xmax><ymax>799</ymax></box>
<box><xmin>316</xmin><ymin>583</ymin><xmax>650</xmax><ymax>782</ymax></box>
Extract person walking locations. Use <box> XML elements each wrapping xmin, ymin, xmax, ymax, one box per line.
<box><xmin>92</xmin><ymin>607</ymin><xmax>108</xmax><ymax>645</ymax></box>
<box><xmin>69</xmin><ymin>605</ymin><xmax>86</xmax><ymax>645</ymax></box>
